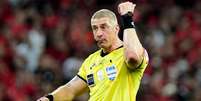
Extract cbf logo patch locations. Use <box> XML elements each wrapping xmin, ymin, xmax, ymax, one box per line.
<box><xmin>97</xmin><ymin>70</ymin><xmax>104</xmax><ymax>81</ymax></box>
<box><xmin>106</xmin><ymin>65</ymin><xmax>117</xmax><ymax>81</ymax></box>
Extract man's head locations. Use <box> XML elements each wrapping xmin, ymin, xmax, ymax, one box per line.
<box><xmin>91</xmin><ymin>9</ymin><xmax>120</xmax><ymax>50</ymax></box>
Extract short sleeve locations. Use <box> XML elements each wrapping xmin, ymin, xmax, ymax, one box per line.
<box><xmin>77</xmin><ymin>58</ymin><xmax>88</xmax><ymax>83</ymax></box>
<box><xmin>137</xmin><ymin>49</ymin><xmax>149</xmax><ymax>71</ymax></box>
<box><xmin>131</xmin><ymin>49</ymin><xmax>149</xmax><ymax>79</ymax></box>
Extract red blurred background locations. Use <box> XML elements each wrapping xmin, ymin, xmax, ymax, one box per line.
<box><xmin>0</xmin><ymin>0</ymin><xmax>201</xmax><ymax>101</ymax></box>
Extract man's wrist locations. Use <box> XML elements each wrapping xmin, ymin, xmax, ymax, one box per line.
<box><xmin>45</xmin><ymin>94</ymin><xmax>54</xmax><ymax>101</ymax></box>
<box><xmin>121</xmin><ymin>12</ymin><xmax>135</xmax><ymax>29</ymax></box>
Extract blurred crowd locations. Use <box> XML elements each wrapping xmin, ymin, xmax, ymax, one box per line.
<box><xmin>0</xmin><ymin>0</ymin><xmax>201</xmax><ymax>101</ymax></box>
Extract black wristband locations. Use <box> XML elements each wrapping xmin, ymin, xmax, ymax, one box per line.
<box><xmin>45</xmin><ymin>94</ymin><xmax>53</xmax><ymax>101</ymax></box>
<box><xmin>121</xmin><ymin>12</ymin><xmax>135</xmax><ymax>29</ymax></box>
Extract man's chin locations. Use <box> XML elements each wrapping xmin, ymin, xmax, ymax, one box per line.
<box><xmin>97</xmin><ymin>43</ymin><xmax>106</xmax><ymax>48</ymax></box>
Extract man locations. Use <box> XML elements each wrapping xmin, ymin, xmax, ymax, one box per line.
<box><xmin>37</xmin><ymin>1</ymin><xmax>149</xmax><ymax>101</ymax></box>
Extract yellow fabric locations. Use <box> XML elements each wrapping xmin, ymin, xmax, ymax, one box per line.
<box><xmin>78</xmin><ymin>47</ymin><xmax>149</xmax><ymax>101</ymax></box>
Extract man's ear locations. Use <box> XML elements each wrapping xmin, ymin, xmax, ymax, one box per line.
<box><xmin>115</xmin><ymin>25</ymin><xmax>120</xmax><ymax>33</ymax></box>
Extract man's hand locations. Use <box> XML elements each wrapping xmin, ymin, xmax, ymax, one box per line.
<box><xmin>37</xmin><ymin>97</ymin><xmax>49</xmax><ymax>101</ymax></box>
<box><xmin>118</xmin><ymin>1</ymin><xmax>136</xmax><ymax>15</ymax></box>
<box><xmin>36</xmin><ymin>76</ymin><xmax>88</xmax><ymax>101</ymax></box>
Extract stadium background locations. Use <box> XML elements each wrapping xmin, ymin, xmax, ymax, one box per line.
<box><xmin>0</xmin><ymin>0</ymin><xmax>201</xmax><ymax>101</ymax></box>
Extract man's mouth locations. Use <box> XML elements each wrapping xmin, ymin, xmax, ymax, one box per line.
<box><xmin>97</xmin><ymin>39</ymin><xmax>106</xmax><ymax>45</ymax></box>
<box><xmin>98</xmin><ymin>39</ymin><xmax>105</xmax><ymax>43</ymax></box>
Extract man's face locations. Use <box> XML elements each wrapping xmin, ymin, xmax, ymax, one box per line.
<box><xmin>91</xmin><ymin>17</ymin><xmax>118</xmax><ymax>49</ymax></box>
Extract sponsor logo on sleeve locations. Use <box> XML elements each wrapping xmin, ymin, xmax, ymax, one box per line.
<box><xmin>87</xmin><ymin>73</ymin><xmax>95</xmax><ymax>87</ymax></box>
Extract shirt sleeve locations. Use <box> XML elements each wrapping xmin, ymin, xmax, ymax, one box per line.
<box><xmin>130</xmin><ymin>49</ymin><xmax>149</xmax><ymax>80</ymax></box>
<box><xmin>137</xmin><ymin>49</ymin><xmax>149</xmax><ymax>71</ymax></box>
<box><xmin>77</xmin><ymin>58</ymin><xmax>88</xmax><ymax>83</ymax></box>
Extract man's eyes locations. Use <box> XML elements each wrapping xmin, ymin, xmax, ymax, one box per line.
<box><xmin>92</xmin><ymin>26</ymin><xmax>98</xmax><ymax>31</ymax></box>
<box><xmin>92</xmin><ymin>24</ymin><xmax>109</xmax><ymax>31</ymax></box>
<box><xmin>100</xmin><ymin>25</ymin><xmax>106</xmax><ymax>30</ymax></box>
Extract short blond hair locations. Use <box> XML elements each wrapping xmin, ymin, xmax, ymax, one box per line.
<box><xmin>91</xmin><ymin>9</ymin><xmax>118</xmax><ymax>26</ymax></box>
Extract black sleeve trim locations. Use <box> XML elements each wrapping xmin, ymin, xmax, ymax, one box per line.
<box><xmin>136</xmin><ymin>55</ymin><xmax>144</xmax><ymax>69</ymax></box>
<box><xmin>45</xmin><ymin>94</ymin><xmax>53</xmax><ymax>101</ymax></box>
<box><xmin>77</xmin><ymin>74</ymin><xmax>87</xmax><ymax>83</ymax></box>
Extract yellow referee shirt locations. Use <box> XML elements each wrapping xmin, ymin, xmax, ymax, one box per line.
<box><xmin>77</xmin><ymin>46</ymin><xmax>149</xmax><ymax>101</ymax></box>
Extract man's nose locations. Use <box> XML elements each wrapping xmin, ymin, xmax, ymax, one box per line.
<box><xmin>96</xmin><ymin>29</ymin><xmax>103</xmax><ymax>38</ymax></box>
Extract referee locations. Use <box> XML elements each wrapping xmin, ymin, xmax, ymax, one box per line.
<box><xmin>37</xmin><ymin>1</ymin><xmax>149</xmax><ymax>101</ymax></box>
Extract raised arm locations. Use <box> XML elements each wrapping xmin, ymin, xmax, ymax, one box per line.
<box><xmin>37</xmin><ymin>76</ymin><xmax>88</xmax><ymax>101</ymax></box>
<box><xmin>118</xmin><ymin>2</ymin><xmax>144</xmax><ymax>70</ymax></box>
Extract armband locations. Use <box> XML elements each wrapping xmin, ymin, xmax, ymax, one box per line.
<box><xmin>121</xmin><ymin>12</ymin><xmax>135</xmax><ymax>29</ymax></box>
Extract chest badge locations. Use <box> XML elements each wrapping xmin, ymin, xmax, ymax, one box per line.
<box><xmin>106</xmin><ymin>65</ymin><xmax>117</xmax><ymax>81</ymax></box>
<box><xmin>97</xmin><ymin>70</ymin><xmax>104</xmax><ymax>81</ymax></box>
